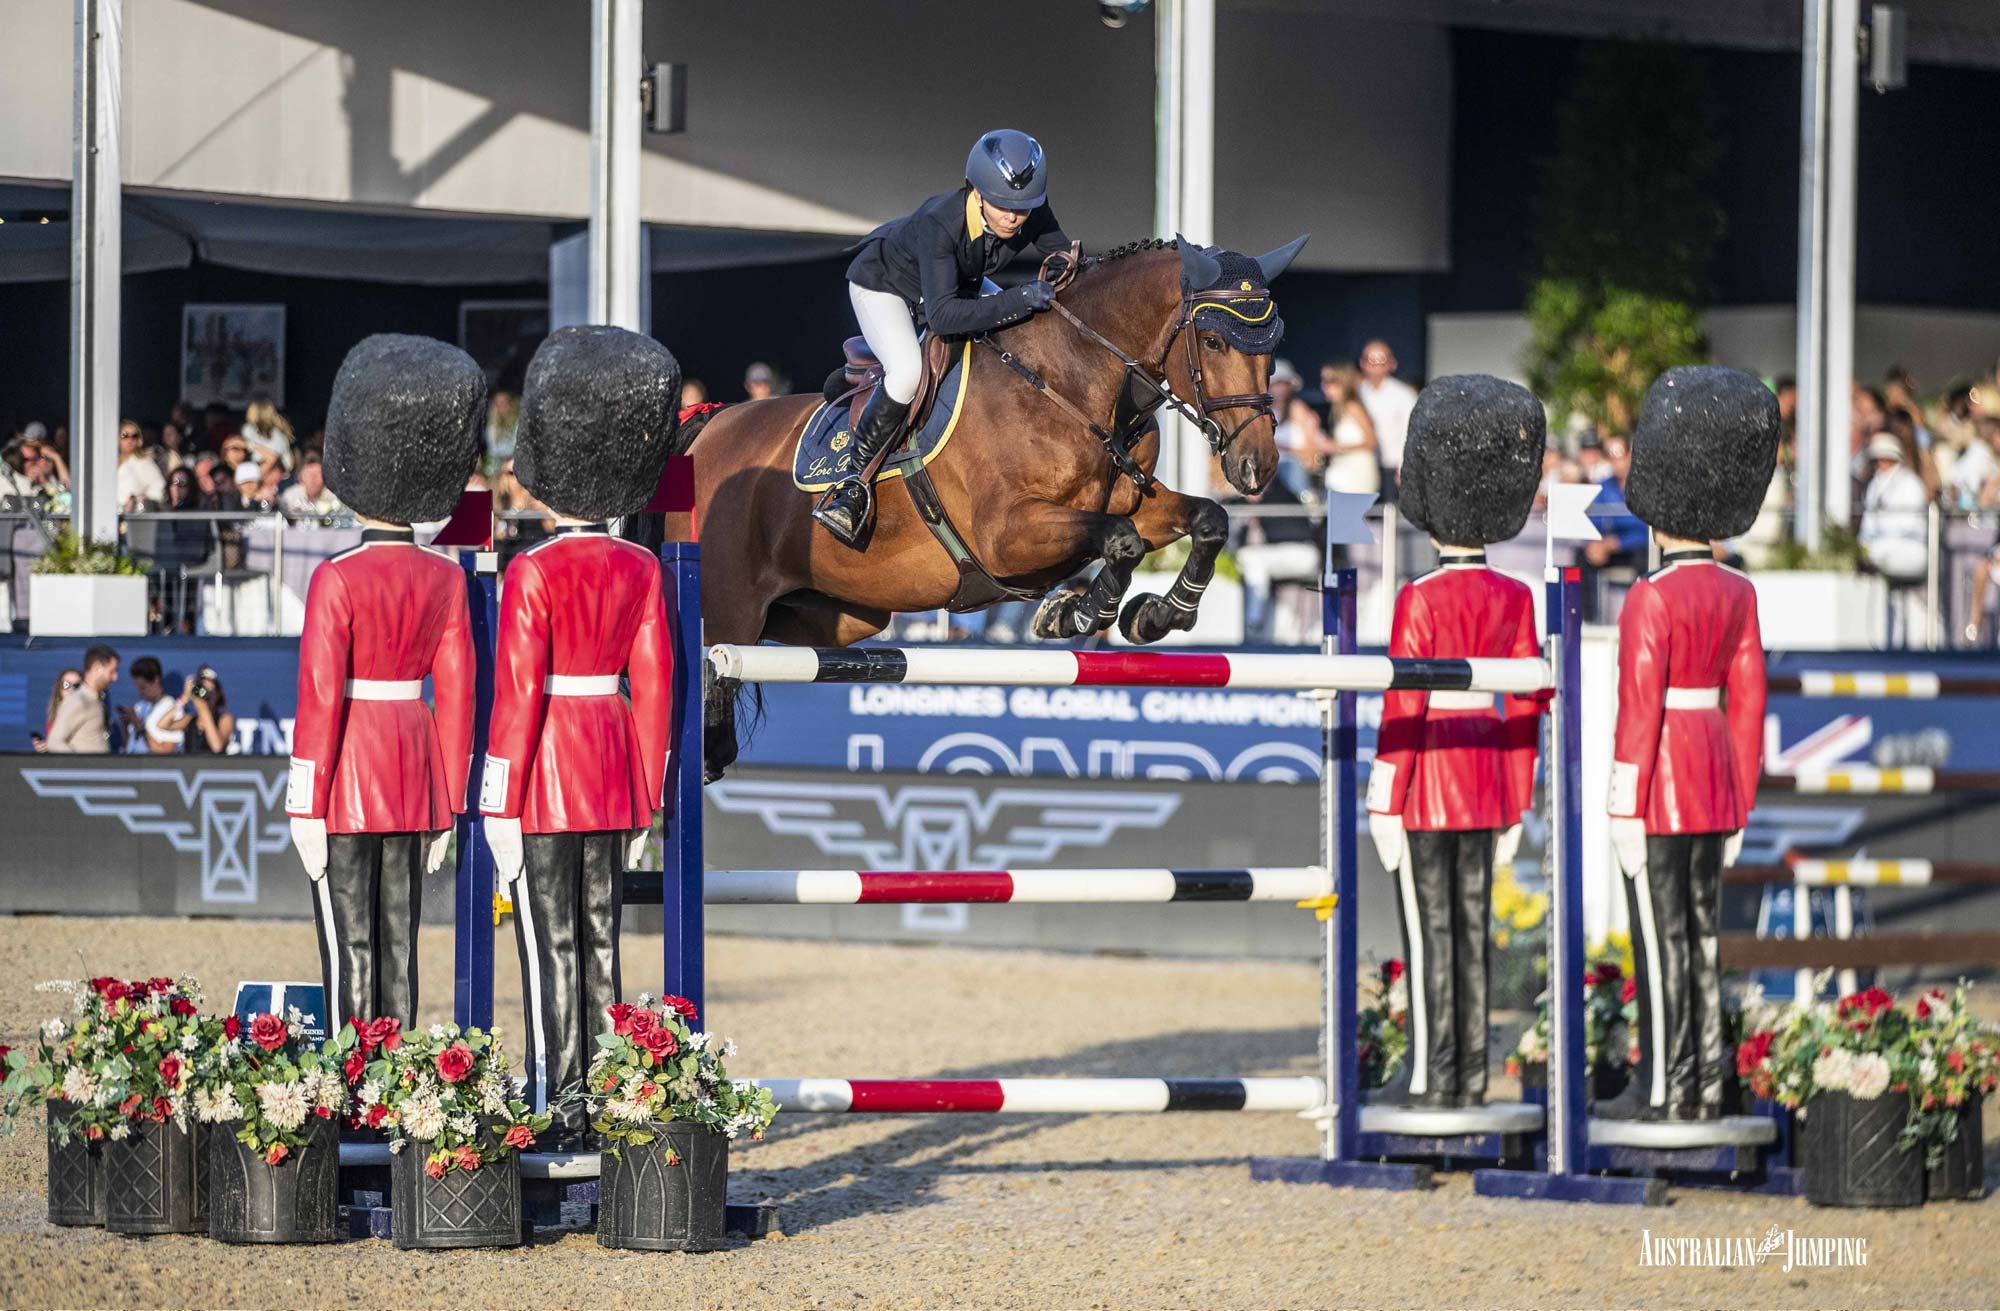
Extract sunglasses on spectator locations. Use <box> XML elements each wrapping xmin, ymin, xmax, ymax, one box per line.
<box><xmin>61</xmin><ymin>680</ymin><xmax>80</xmax><ymax>691</ymax></box>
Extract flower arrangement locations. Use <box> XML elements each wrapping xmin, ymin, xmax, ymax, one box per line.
<box><xmin>188</xmin><ymin>1010</ymin><xmax>348</xmax><ymax>1163</ymax></box>
<box><xmin>1739</xmin><ymin>980</ymin><xmax>2000</xmax><ymax>1168</ymax></box>
<box><xmin>356</xmin><ymin>1019</ymin><xmax>548</xmax><ymax>1177</ymax></box>
<box><xmin>570</xmin><ymin>995</ymin><xmax>777</xmax><ymax>1155</ymax></box>
<box><xmin>4</xmin><ymin>977</ymin><xmax>213</xmax><ymax>1144</ymax></box>
<box><xmin>1356</xmin><ymin>960</ymin><xmax>1410</xmax><ymax>1090</ymax></box>
<box><xmin>1506</xmin><ymin>949</ymin><xmax>1634</xmax><ymax>1081</ymax></box>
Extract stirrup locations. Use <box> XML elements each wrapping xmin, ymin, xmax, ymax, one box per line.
<box><xmin>812</xmin><ymin>479</ymin><xmax>875</xmax><ymax>547</ymax></box>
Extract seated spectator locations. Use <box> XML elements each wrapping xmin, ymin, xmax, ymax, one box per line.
<box><xmin>119</xmin><ymin>655</ymin><xmax>184</xmax><ymax>754</ymax></box>
<box><xmin>32</xmin><ymin>667</ymin><xmax>82</xmax><ymax>751</ymax></box>
<box><xmin>44</xmin><ymin>645</ymin><xmax>118</xmax><ymax>754</ymax></box>
<box><xmin>241</xmin><ymin>398</ymin><xmax>296</xmax><ymax>473</ymax></box>
<box><xmin>1858</xmin><ymin>434</ymin><xmax>1930</xmax><ymax>583</ymax></box>
<box><xmin>153</xmin><ymin>420</ymin><xmax>189</xmax><ymax>477</ymax></box>
<box><xmin>217</xmin><ymin>433</ymin><xmax>254</xmax><ymax>483</ymax></box>
<box><xmin>116</xmin><ymin>419</ymin><xmax>165</xmax><ymax>511</ymax></box>
<box><xmin>150</xmin><ymin>469</ymin><xmax>212</xmax><ymax>633</ymax></box>
<box><xmin>1230</xmin><ymin>475</ymin><xmax>1321</xmax><ymax>644</ymax></box>
<box><xmin>279</xmin><ymin>452</ymin><xmax>346</xmax><ymax>522</ymax></box>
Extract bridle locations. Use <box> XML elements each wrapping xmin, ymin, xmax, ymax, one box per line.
<box><xmin>978</xmin><ymin>251</ymin><xmax>1276</xmax><ymax>492</ymax></box>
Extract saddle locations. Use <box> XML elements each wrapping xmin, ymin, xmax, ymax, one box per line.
<box><xmin>821</xmin><ymin>333</ymin><xmax>955</xmax><ymax>435</ymax></box>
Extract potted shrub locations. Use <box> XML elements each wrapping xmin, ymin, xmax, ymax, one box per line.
<box><xmin>191</xmin><ymin>1009</ymin><xmax>348</xmax><ymax>1243</ymax></box>
<box><xmin>57</xmin><ymin>976</ymin><xmax>219</xmax><ymax>1234</ymax></box>
<box><xmin>1739</xmin><ymin>985</ymin><xmax>1924</xmax><ymax>1208</ymax></box>
<box><xmin>0</xmin><ymin>978</ymin><xmax>136</xmax><ymax>1226</ymax></box>
<box><xmin>572</xmin><ymin>994</ymin><xmax>777</xmax><ymax>1252</ymax></box>
<box><xmin>363</xmin><ymin>1019</ymin><xmax>548</xmax><ymax>1250</ymax></box>
<box><xmin>1907</xmin><ymin>984</ymin><xmax>1999</xmax><ymax>1202</ymax></box>
<box><xmin>27</xmin><ymin>529</ymin><xmax>150</xmax><ymax>638</ymax></box>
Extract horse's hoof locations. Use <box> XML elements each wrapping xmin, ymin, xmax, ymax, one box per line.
<box><xmin>1031</xmin><ymin>584</ymin><xmax>1089</xmax><ymax>641</ymax></box>
<box><xmin>1118</xmin><ymin>593</ymin><xmax>1184</xmax><ymax>645</ymax></box>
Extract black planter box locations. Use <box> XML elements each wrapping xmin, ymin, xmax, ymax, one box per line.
<box><xmin>1925</xmin><ymin>1095</ymin><xmax>1985</xmax><ymax>1202</ymax></box>
<box><xmin>104</xmin><ymin>1119</ymin><xmax>209</xmax><ymax>1235</ymax></box>
<box><xmin>389</xmin><ymin>1146</ymin><xmax>521</xmax><ymax>1249</ymax></box>
<box><xmin>44</xmin><ymin>1100</ymin><xmax>106</xmax><ymax>1227</ymax></box>
<box><xmin>599</xmin><ymin>1123</ymin><xmax>730</xmax><ymax>1252</ymax></box>
<box><xmin>208</xmin><ymin>1115</ymin><xmax>341</xmax><ymax>1243</ymax></box>
<box><xmin>1803</xmin><ymin>1090</ymin><xmax>1923</xmax><ymax>1208</ymax></box>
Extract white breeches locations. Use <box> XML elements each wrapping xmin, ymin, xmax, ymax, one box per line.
<box><xmin>849</xmin><ymin>282</ymin><xmax>923</xmax><ymax>404</ymax></box>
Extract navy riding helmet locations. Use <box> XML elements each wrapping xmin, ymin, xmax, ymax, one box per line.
<box><xmin>966</xmin><ymin>129</ymin><xmax>1047</xmax><ymax>212</ymax></box>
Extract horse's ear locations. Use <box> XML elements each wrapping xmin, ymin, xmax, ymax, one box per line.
<box><xmin>1254</xmin><ymin>234</ymin><xmax>1310</xmax><ymax>283</ymax></box>
<box><xmin>1175</xmin><ymin>235</ymin><xmax>1223</xmax><ymax>292</ymax></box>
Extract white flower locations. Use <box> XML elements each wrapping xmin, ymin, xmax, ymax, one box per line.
<box><xmin>109</xmin><ymin>1122</ymin><xmax>130</xmax><ymax>1141</ymax></box>
<box><xmin>476</xmin><ymin>1076</ymin><xmax>509</xmax><ymax>1117</ymax></box>
<box><xmin>194</xmin><ymin>1085</ymin><xmax>243</xmax><ymax>1123</ymax></box>
<box><xmin>1812</xmin><ymin>1048</ymin><xmax>1856</xmax><ymax>1093</ymax></box>
<box><xmin>1919</xmin><ymin>1057</ymin><xmax>1939</xmax><ymax>1084</ymax></box>
<box><xmin>402</xmin><ymin>1092</ymin><xmax>446</xmax><ymax>1141</ymax></box>
<box><xmin>684</xmin><ymin>1031</ymin><xmax>711</xmax><ymax>1053</ymax></box>
<box><xmin>389</xmin><ymin>1137</ymin><xmax>406</xmax><ymax>1154</ymax></box>
<box><xmin>451</xmin><ymin>1114</ymin><xmax>478</xmax><ymax>1138</ymax></box>
<box><xmin>92</xmin><ymin>1083</ymin><xmax>120</xmax><ymax>1109</ymax></box>
<box><xmin>180</xmin><ymin>1030</ymin><xmax>201</xmax><ymax>1052</ymax></box>
<box><xmin>357</xmin><ymin>1079</ymin><xmax>383</xmax><ymax>1109</ymax></box>
<box><xmin>720</xmin><ymin>1039</ymin><xmax>737</xmax><ymax>1059</ymax></box>
<box><xmin>42</xmin><ymin>1018</ymin><xmax>68</xmax><ymax>1041</ymax></box>
<box><xmin>1848</xmin><ymin>1052</ymin><xmax>1892</xmax><ymax>1100</ymax></box>
<box><xmin>256</xmin><ymin>1080</ymin><xmax>310</xmax><ymax>1132</ymax></box>
<box><xmin>428</xmin><ymin>1024</ymin><xmax>448</xmax><ymax>1042</ymax></box>
<box><xmin>60</xmin><ymin>1067</ymin><xmax>97</xmax><ymax>1104</ymax></box>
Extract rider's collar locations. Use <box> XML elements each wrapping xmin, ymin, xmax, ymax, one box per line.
<box><xmin>965</xmin><ymin>190</ymin><xmax>986</xmax><ymax>241</ymax></box>
<box><xmin>1439</xmin><ymin>551</ymin><xmax>1486</xmax><ymax>568</ymax></box>
<box><xmin>556</xmin><ymin>522</ymin><xmax>610</xmax><ymax>536</ymax></box>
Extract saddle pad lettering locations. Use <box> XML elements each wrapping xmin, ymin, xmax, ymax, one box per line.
<box><xmin>792</xmin><ymin>342</ymin><xmax>972</xmax><ymax>492</ymax></box>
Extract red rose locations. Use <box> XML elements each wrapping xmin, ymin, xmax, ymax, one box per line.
<box><xmin>118</xmin><ymin>1093</ymin><xmax>142</xmax><ymax>1117</ymax></box>
<box><xmin>365</xmin><ymin>1017</ymin><xmax>402</xmax><ymax>1053</ymax></box>
<box><xmin>637</xmin><ymin>1027</ymin><xmax>677</xmax><ymax>1062</ymax></box>
<box><xmin>151</xmin><ymin>1097</ymin><xmax>172</xmax><ymax>1122</ymax></box>
<box><xmin>1582</xmin><ymin>966</ymin><xmax>1602</xmax><ymax>989</ymax></box>
<box><xmin>606</xmin><ymin>1003</ymin><xmax>637</xmax><ymax>1036</ymax></box>
<box><xmin>1925</xmin><ymin>1092</ymin><xmax>1938</xmax><ymax>1109</ymax></box>
<box><xmin>147</xmin><ymin>977</ymin><xmax>176</xmax><ymax>995</ymax></box>
<box><xmin>435</xmin><ymin>1041</ymin><xmax>475</xmax><ymax>1084</ymax></box>
<box><xmin>99</xmin><ymin>979</ymin><xmax>130</xmax><ymax>1003</ymax></box>
<box><xmin>0</xmin><ymin>1044</ymin><xmax>11</xmax><ymax>1066</ymax></box>
<box><xmin>1736</xmin><ymin>1031</ymin><xmax>1774</xmax><ymax>1077</ymax></box>
<box><xmin>1916</xmin><ymin>997</ymin><xmax>1933</xmax><ymax>1020</ymax></box>
<box><xmin>169</xmin><ymin>997</ymin><xmax>195</xmax><ymax>1017</ymax></box>
<box><xmin>425</xmin><ymin>1157</ymin><xmax>447</xmax><ymax>1180</ymax></box>
<box><xmin>89</xmin><ymin>976</ymin><xmax>117</xmax><ymax>997</ymax></box>
<box><xmin>628</xmin><ymin>1009</ymin><xmax>659</xmax><ymax>1040</ymax></box>
<box><xmin>366</xmin><ymin>1104</ymin><xmax>389</xmax><ymax>1128</ymax></box>
<box><xmin>265</xmin><ymin>1143</ymin><xmax>289</xmax><ymax>1165</ymax></box>
<box><xmin>314</xmin><ymin>1105</ymin><xmax>332</xmax><ymax>1119</ymax></box>
<box><xmin>84</xmin><ymin>1125</ymin><xmax>104</xmax><ymax>1141</ymax></box>
<box><xmin>1947</xmin><ymin>1049</ymin><xmax>1966</xmax><ymax>1074</ymax></box>
<box><xmin>660</xmin><ymin>995</ymin><xmax>699</xmax><ymax>1023</ymax></box>
<box><xmin>1620</xmin><ymin>977</ymin><xmax>1637</xmax><ymax>1005</ymax></box>
<box><xmin>453</xmin><ymin>1145</ymin><xmax>482</xmax><ymax>1173</ymax></box>
<box><xmin>222</xmin><ymin>1015</ymin><xmax>242</xmax><ymax>1041</ymax></box>
<box><xmin>249</xmin><ymin>1013</ymin><xmax>288</xmax><ymax>1052</ymax></box>
<box><xmin>344</xmin><ymin>1050</ymin><xmax>367</xmax><ymax>1084</ymax></box>
<box><xmin>1384</xmin><ymin>959</ymin><xmax>1406</xmax><ymax>984</ymax></box>
<box><xmin>157</xmin><ymin>1053</ymin><xmax>183</xmax><ymax>1086</ymax></box>
<box><xmin>1596</xmin><ymin>962</ymin><xmax>1622</xmax><ymax>983</ymax></box>
<box><xmin>503</xmin><ymin>1123</ymin><xmax>535</xmax><ymax>1150</ymax></box>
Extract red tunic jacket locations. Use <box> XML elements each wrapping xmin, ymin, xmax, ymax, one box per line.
<box><xmin>1610</xmin><ymin>553</ymin><xmax>1766</xmax><ymax>834</ymax></box>
<box><xmin>479</xmin><ymin>527</ymin><xmax>671</xmax><ymax>834</ymax></box>
<box><xmin>287</xmin><ymin>533</ymin><xmax>474</xmax><ymax>833</ymax></box>
<box><xmin>1367</xmin><ymin>560</ymin><xmax>1544</xmax><ymax>831</ymax></box>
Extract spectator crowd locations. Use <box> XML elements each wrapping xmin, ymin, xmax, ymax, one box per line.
<box><xmin>32</xmin><ymin>643</ymin><xmax>237</xmax><ymax>755</ymax></box>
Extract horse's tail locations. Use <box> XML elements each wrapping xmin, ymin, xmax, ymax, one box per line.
<box><xmin>736</xmin><ymin>679</ymin><xmax>766</xmax><ymax>750</ymax></box>
<box><xmin>673</xmin><ymin>401</ymin><xmax>729</xmax><ymax>455</ymax></box>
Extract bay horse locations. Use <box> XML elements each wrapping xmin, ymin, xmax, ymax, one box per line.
<box><xmin>683</xmin><ymin>236</ymin><xmax>1308</xmax><ymax>779</ymax></box>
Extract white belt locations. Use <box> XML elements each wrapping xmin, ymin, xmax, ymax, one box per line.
<box><xmin>1664</xmin><ymin>686</ymin><xmax>1721</xmax><ymax>709</ymax></box>
<box><xmin>1427</xmin><ymin>690</ymin><xmax>1495</xmax><ymax>711</ymax></box>
<box><xmin>344</xmin><ymin>678</ymin><xmax>423</xmax><ymax>701</ymax></box>
<box><xmin>545</xmin><ymin>674</ymin><xmax>621</xmax><ymax>696</ymax></box>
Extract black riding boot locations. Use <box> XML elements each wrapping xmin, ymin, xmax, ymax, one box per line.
<box><xmin>514</xmin><ymin>831</ymin><xmax>625</xmax><ymax>1144</ymax></box>
<box><xmin>813</xmin><ymin>389</ymin><xmax>911</xmax><ymax>548</ymax></box>
<box><xmin>313</xmin><ymin>833</ymin><xmax>425</xmax><ymax>1036</ymax></box>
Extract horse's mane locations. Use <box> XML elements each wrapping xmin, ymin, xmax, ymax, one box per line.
<box><xmin>1078</xmin><ymin>238</ymin><xmax>1179</xmax><ymax>277</ymax></box>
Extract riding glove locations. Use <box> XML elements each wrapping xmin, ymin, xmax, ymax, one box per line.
<box><xmin>1017</xmin><ymin>280</ymin><xmax>1057</xmax><ymax>311</ymax></box>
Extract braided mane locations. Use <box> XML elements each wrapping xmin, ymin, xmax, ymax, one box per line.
<box><xmin>1084</xmin><ymin>237</ymin><xmax>1179</xmax><ymax>268</ymax></box>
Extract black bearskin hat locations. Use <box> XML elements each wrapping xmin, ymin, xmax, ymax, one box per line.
<box><xmin>1398</xmin><ymin>374</ymin><xmax>1546</xmax><ymax>548</ymax></box>
<box><xmin>1625</xmin><ymin>366</ymin><xmax>1780</xmax><ymax>541</ymax></box>
<box><xmin>514</xmin><ymin>325</ymin><xmax>682</xmax><ymax>521</ymax></box>
<box><xmin>323</xmin><ymin>334</ymin><xmax>485</xmax><ymax>525</ymax></box>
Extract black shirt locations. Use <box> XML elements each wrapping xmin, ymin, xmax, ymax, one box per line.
<box><xmin>846</xmin><ymin>187</ymin><xmax>1072</xmax><ymax>338</ymax></box>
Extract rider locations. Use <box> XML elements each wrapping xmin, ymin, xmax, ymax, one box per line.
<box><xmin>815</xmin><ymin>129</ymin><xmax>1073</xmax><ymax>546</ymax></box>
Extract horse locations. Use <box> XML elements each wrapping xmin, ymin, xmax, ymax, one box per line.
<box><xmin>679</xmin><ymin>235</ymin><xmax>1309</xmax><ymax>779</ymax></box>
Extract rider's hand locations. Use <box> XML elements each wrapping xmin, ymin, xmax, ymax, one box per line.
<box><xmin>1018</xmin><ymin>280</ymin><xmax>1057</xmax><ymax>311</ymax></box>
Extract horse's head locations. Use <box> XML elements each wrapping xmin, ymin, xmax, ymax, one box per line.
<box><xmin>1167</xmin><ymin>234</ymin><xmax>1309</xmax><ymax>495</ymax></box>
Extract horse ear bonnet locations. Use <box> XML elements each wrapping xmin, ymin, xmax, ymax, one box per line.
<box><xmin>1399</xmin><ymin>374</ymin><xmax>1545</xmax><ymax>548</ymax></box>
<box><xmin>515</xmin><ymin>325</ymin><xmax>683</xmax><ymax>521</ymax></box>
<box><xmin>1181</xmin><ymin>240</ymin><xmax>1285</xmax><ymax>355</ymax></box>
<box><xmin>1625</xmin><ymin>366</ymin><xmax>1780</xmax><ymax>542</ymax></box>
<box><xmin>324</xmin><ymin>333</ymin><xmax>486</xmax><ymax>525</ymax></box>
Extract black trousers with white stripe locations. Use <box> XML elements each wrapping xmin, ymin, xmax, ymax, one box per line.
<box><xmin>512</xmin><ymin>831</ymin><xmax>624</xmax><ymax>1133</ymax></box>
<box><xmin>1396</xmin><ymin>829</ymin><xmax>1494</xmax><ymax>1100</ymax></box>
<box><xmin>312</xmin><ymin>833</ymin><xmax>424</xmax><ymax>1036</ymax></box>
<box><xmin>1623</xmin><ymin>833</ymin><xmax>1726</xmax><ymax>1113</ymax></box>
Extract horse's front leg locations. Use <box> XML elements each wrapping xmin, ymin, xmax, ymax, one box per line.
<box><xmin>1118</xmin><ymin>488</ymin><xmax>1230</xmax><ymax>644</ymax></box>
<box><xmin>986</xmin><ymin>504</ymin><xmax>1146</xmax><ymax>641</ymax></box>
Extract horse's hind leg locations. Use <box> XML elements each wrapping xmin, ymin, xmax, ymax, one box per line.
<box><xmin>1118</xmin><ymin>489</ymin><xmax>1231</xmax><ymax>644</ymax></box>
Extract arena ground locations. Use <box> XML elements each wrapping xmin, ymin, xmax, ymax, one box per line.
<box><xmin>0</xmin><ymin>916</ymin><xmax>1992</xmax><ymax>1310</ymax></box>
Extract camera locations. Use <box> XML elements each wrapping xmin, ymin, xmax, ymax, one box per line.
<box><xmin>193</xmin><ymin>666</ymin><xmax>216</xmax><ymax>700</ymax></box>
<box><xmin>1098</xmin><ymin>0</ymin><xmax>1151</xmax><ymax>30</ymax></box>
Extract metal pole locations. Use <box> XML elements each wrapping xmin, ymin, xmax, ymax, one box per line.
<box><xmin>1154</xmin><ymin>0</ymin><xmax>1217</xmax><ymax>497</ymax></box>
<box><xmin>1546</xmin><ymin>566</ymin><xmax>1587</xmax><ymax>1178</ymax></box>
<box><xmin>1321</xmin><ymin>561</ymin><xmax>1358</xmax><ymax>1164</ymax></box>
<box><xmin>588</xmin><ymin>0</ymin><xmax>644</xmax><ymax>330</ymax></box>
<box><xmin>1925</xmin><ymin>502</ymin><xmax>1942</xmax><ymax>650</ymax></box>
<box><xmin>661</xmin><ymin>542</ymin><xmax>706</xmax><ymax>1015</ymax></box>
<box><xmin>1795</xmin><ymin>0</ymin><xmax>1830</xmax><ymax>554</ymax></box>
<box><xmin>1823</xmin><ymin>0</ymin><xmax>1860</xmax><ymax>531</ymax></box>
<box><xmin>453</xmin><ymin>550</ymin><xmax>500</xmax><ymax>1031</ymax></box>
<box><xmin>70</xmin><ymin>0</ymin><xmax>121</xmax><ymax>547</ymax></box>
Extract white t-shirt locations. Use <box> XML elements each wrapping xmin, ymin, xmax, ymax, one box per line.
<box><xmin>1947</xmin><ymin>440</ymin><xmax>1997</xmax><ymax>508</ymax></box>
<box><xmin>125</xmin><ymin>693</ymin><xmax>185</xmax><ymax>753</ymax></box>
<box><xmin>1358</xmin><ymin>376</ymin><xmax>1418</xmax><ymax>473</ymax></box>
<box><xmin>117</xmin><ymin>454</ymin><xmax>166</xmax><ymax>507</ymax></box>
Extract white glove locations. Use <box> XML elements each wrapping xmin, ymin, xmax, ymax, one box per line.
<box><xmin>483</xmin><ymin>816</ymin><xmax>525</xmax><ymax>888</ymax></box>
<box><xmin>290</xmin><ymin>817</ymin><xmax>328</xmax><ymax>882</ymax></box>
<box><xmin>1610</xmin><ymin>816</ymin><xmax>1648</xmax><ymax>880</ymax></box>
<box><xmin>1494</xmin><ymin>823</ymin><xmax>1523</xmax><ymax>871</ymax></box>
<box><xmin>1367</xmin><ymin>811</ymin><xmax>1406</xmax><ymax>875</ymax></box>
<box><xmin>625</xmin><ymin>826</ymin><xmax>651</xmax><ymax>870</ymax></box>
<box><xmin>425</xmin><ymin>828</ymin><xmax>453</xmax><ymax>875</ymax></box>
<box><xmin>1723</xmin><ymin>829</ymin><xmax>1744</xmax><ymax>867</ymax></box>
